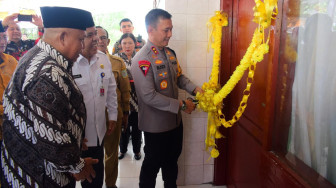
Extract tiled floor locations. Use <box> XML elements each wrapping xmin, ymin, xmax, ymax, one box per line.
<box><xmin>76</xmin><ymin>140</ymin><xmax>226</xmax><ymax>188</ymax></box>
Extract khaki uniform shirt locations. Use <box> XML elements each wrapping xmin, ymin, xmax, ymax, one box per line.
<box><xmin>131</xmin><ymin>41</ymin><xmax>196</xmax><ymax>133</ymax></box>
<box><xmin>106</xmin><ymin>51</ymin><xmax>131</xmax><ymax>113</ymax></box>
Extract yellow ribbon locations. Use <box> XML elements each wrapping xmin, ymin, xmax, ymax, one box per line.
<box><xmin>197</xmin><ymin>0</ymin><xmax>278</xmax><ymax>158</ymax></box>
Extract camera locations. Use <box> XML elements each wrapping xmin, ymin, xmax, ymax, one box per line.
<box><xmin>18</xmin><ymin>14</ymin><xmax>32</xmax><ymax>22</ymax></box>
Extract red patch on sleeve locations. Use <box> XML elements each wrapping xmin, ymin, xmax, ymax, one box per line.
<box><xmin>138</xmin><ymin>60</ymin><xmax>151</xmax><ymax>76</ymax></box>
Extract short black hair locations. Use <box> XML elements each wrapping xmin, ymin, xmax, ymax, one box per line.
<box><xmin>119</xmin><ymin>33</ymin><xmax>136</xmax><ymax>44</ymax></box>
<box><xmin>95</xmin><ymin>26</ymin><xmax>109</xmax><ymax>39</ymax></box>
<box><xmin>119</xmin><ymin>18</ymin><xmax>133</xmax><ymax>26</ymax></box>
<box><xmin>145</xmin><ymin>9</ymin><xmax>172</xmax><ymax>29</ymax></box>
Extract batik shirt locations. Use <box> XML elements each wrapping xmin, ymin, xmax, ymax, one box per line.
<box><xmin>1</xmin><ymin>40</ymin><xmax>86</xmax><ymax>188</ymax></box>
<box><xmin>117</xmin><ymin>52</ymin><xmax>138</xmax><ymax>112</ymax></box>
<box><xmin>0</xmin><ymin>53</ymin><xmax>18</xmax><ymax>140</ymax></box>
<box><xmin>5</xmin><ymin>39</ymin><xmax>36</xmax><ymax>61</ymax></box>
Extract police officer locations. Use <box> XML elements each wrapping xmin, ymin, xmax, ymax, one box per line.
<box><xmin>112</xmin><ymin>18</ymin><xmax>145</xmax><ymax>55</ymax></box>
<box><xmin>96</xmin><ymin>26</ymin><xmax>131</xmax><ymax>188</ymax></box>
<box><xmin>131</xmin><ymin>9</ymin><xmax>203</xmax><ymax>188</ymax></box>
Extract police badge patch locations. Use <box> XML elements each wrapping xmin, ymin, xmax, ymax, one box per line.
<box><xmin>138</xmin><ymin>60</ymin><xmax>151</xmax><ymax>76</ymax></box>
<box><xmin>160</xmin><ymin>80</ymin><xmax>168</xmax><ymax>89</ymax></box>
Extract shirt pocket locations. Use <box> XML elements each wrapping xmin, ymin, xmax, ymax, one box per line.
<box><xmin>74</xmin><ymin>78</ymin><xmax>88</xmax><ymax>93</ymax></box>
<box><xmin>97</xmin><ymin>72</ymin><xmax>112</xmax><ymax>94</ymax></box>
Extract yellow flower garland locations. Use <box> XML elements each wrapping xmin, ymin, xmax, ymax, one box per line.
<box><xmin>196</xmin><ymin>0</ymin><xmax>278</xmax><ymax>158</ymax></box>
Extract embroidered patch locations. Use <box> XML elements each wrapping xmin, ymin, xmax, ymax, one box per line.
<box><xmin>166</xmin><ymin>50</ymin><xmax>171</xmax><ymax>55</ymax></box>
<box><xmin>169</xmin><ymin>56</ymin><xmax>175</xmax><ymax>61</ymax></box>
<box><xmin>155</xmin><ymin>60</ymin><xmax>163</xmax><ymax>64</ymax></box>
<box><xmin>121</xmin><ymin>69</ymin><xmax>128</xmax><ymax>78</ymax></box>
<box><xmin>160</xmin><ymin>80</ymin><xmax>168</xmax><ymax>89</ymax></box>
<box><xmin>152</xmin><ymin>54</ymin><xmax>158</xmax><ymax>59</ymax></box>
<box><xmin>139</xmin><ymin>60</ymin><xmax>151</xmax><ymax>76</ymax></box>
<box><xmin>159</xmin><ymin>72</ymin><xmax>168</xmax><ymax>78</ymax></box>
<box><xmin>73</xmin><ymin>74</ymin><xmax>82</xmax><ymax>79</ymax></box>
<box><xmin>151</xmin><ymin>46</ymin><xmax>158</xmax><ymax>55</ymax></box>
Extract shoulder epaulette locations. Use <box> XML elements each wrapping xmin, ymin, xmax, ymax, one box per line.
<box><xmin>166</xmin><ymin>47</ymin><xmax>177</xmax><ymax>57</ymax></box>
<box><xmin>110</xmin><ymin>55</ymin><xmax>124</xmax><ymax>62</ymax></box>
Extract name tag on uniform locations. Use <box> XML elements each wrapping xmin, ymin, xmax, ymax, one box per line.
<box><xmin>156</xmin><ymin>65</ymin><xmax>166</xmax><ymax>70</ymax></box>
<box><xmin>73</xmin><ymin>74</ymin><xmax>82</xmax><ymax>79</ymax></box>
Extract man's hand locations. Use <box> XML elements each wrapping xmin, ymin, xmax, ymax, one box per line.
<box><xmin>180</xmin><ymin>99</ymin><xmax>196</xmax><ymax>114</ymax></box>
<box><xmin>107</xmin><ymin>120</ymin><xmax>116</xmax><ymax>135</ymax></box>
<box><xmin>193</xmin><ymin>86</ymin><xmax>204</xmax><ymax>95</ymax></box>
<box><xmin>2</xmin><ymin>13</ymin><xmax>19</xmax><ymax>27</ymax></box>
<box><xmin>72</xmin><ymin>157</ymin><xmax>98</xmax><ymax>183</ymax></box>
<box><xmin>31</xmin><ymin>15</ymin><xmax>43</xmax><ymax>29</ymax></box>
<box><xmin>121</xmin><ymin>113</ymin><xmax>129</xmax><ymax>132</ymax></box>
<box><xmin>81</xmin><ymin>138</ymin><xmax>88</xmax><ymax>151</ymax></box>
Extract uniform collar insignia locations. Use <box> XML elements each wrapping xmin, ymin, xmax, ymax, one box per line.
<box><xmin>151</xmin><ymin>46</ymin><xmax>159</xmax><ymax>55</ymax></box>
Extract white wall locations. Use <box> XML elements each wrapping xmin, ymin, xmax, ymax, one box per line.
<box><xmin>165</xmin><ymin>0</ymin><xmax>221</xmax><ymax>185</ymax></box>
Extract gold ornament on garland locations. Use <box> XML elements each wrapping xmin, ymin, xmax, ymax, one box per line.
<box><xmin>196</xmin><ymin>0</ymin><xmax>278</xmax><ymax>158</ymax></box>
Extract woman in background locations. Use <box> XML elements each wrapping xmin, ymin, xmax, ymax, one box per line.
<box><xmin>117</xmin><ymin>33</ymin><xmax>142</xmax><ymax>160</ymax></box>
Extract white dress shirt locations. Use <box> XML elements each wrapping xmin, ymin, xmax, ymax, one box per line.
<box><xmin>72</xmin><ymin>51</ymin><xmax>118</xmax><ymax>147</ymax></box>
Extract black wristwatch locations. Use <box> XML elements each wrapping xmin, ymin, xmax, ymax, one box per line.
<box><xmin>181</xmin><ymin>100</ymin><xmax>187</xmax><ymax>111</ymax></box>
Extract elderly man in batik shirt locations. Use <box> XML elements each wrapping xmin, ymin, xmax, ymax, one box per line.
<box><xmin>1</xmin><ymin>7</ymin><xmax>98</xmax><ymax>188</ymax></box>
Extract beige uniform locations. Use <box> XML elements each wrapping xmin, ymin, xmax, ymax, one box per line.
<box><xmin>104</xmin><ymin>52</ymin><xmax>130</xmax><ymax>187</ymax></box>
<box><xmin>131</xmin><ymin>41</ymin><xmax>196</xmax><ymax>133</ymax></box>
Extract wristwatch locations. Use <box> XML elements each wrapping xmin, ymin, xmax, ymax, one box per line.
<box><xmin>181</xmin><ymin>100</ymin><xmax>187</xmax><ymax>111</ymax></box>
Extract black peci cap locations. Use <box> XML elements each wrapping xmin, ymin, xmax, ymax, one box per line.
<box><xmin>0</xmin><ymin>21</ymin><xmax>5</xmax><ymax>32</ymax></box>
<box><xmin>40</xmin><ymin>6</ymin><xmax>94</xmax><ymax>30</ymax></box>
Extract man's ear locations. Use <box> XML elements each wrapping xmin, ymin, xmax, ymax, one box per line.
<box><xmin>147</xmin><ymin>25</ymin><xmax>153</xmax><ymax>34</ymax></box>
<box><xmin>59</xmin><ymin>31</ymin><xmax>67</xmax><ymax>47</ymax></box>
<box><xmin>107</xmin><ymin>38</ymin><xmax>110</xmax><ymax>45</ymax></box>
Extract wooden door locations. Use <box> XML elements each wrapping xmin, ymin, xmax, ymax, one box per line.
<box><xmin>213</xmin><ymin>0</ymin><xmax>336</xmax><ymax>187</ymax></box>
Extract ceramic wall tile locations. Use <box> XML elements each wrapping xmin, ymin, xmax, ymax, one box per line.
<box><xmin>186</xmin><ymin>41</ymin><xmax>208</xmax><ymax>68</ymax></box>
<box><xmin>177</xmin><ymin>163</ymin><xmax>186</xmax><ymax>185</ymax></box>
<box><xmin>171</xmin><ymin>14</ymin><xmax>187</xmax><ymax>41</ymax></box>
<box><xmin>185</xmin><ymin>117</ymin><xmax>206</xmax><ymax>142</ymax></box>
<box><xmin>166</xmin><ymin>0</ymin><xmax>188</xmax><ymax>14</ymax></box>
<box><xmin>184</xmin><ymin>141</ymin><xmax>204</xmax><ymax>165</ymax></box>
<box><xmin>186</xmin><ymin>67</ymin><xmax>207</xmax><ymax>86</ymax></box>
<box><xmin>187</xmin><ymin>15</ymin><xmax>208</xmax><ymax>42</ymax></box>
<box><xmin>185</xmin><ymin>165</ymin><xmax>204</xmax><ymax>185</ymax></box>
<box><xmin>208</xmin><ymin>0</ymin><xmax>221</xmax><ymax>14</ymax></box>
<box><xmin>203</xmin><ymin>164</ymin><xmax>214</xmax><ymax>183</ymax></box>
<box><xmin>187</xmin><ymin>0</ymin><xmax>209</xmax><ymax>14</ymax></box>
